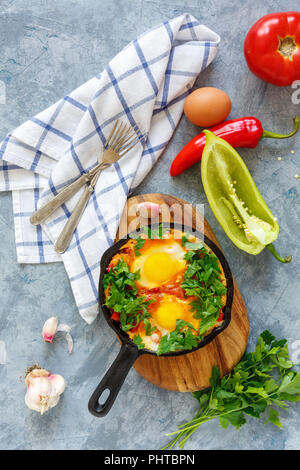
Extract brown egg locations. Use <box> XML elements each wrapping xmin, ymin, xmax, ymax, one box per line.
<box><xmin>184</xmin><ymin>87</ymin><xmax>231</xmax><ymax>127</ymax></box>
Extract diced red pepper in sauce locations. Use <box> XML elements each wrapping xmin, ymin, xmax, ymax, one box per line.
<box><xmin>111</xmin><ymin>312</ymin><xmax>120</xmax><ymax>321</ymax></box>
<box><xmin>139</xmin><ymin>284</ymin><xmax>186</xmax><ymax>299</ymax></box>
<box><xmin>130</xmin><ymin>324</ymin><xmax>139</xmax><ymax>334</ymax></box>
<box><xmin>217</xmin><ymin>311</ymin><xmax>224</xmax><ymax>322</ymax></box>
<box><xmin>131</xmin><ymin>321</ymin><xmax>145</xmax><ymax>335</ymax></box>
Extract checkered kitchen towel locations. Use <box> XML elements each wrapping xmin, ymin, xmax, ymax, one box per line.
<box><xmin>0</xmin><ymin>14</ymin><xmax>220</xmax><ymax>323</ymax></box>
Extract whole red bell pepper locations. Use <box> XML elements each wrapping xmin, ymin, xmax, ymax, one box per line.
<box><xmin>244</xmin><ymin>12</ymin><xmax>300</xmax><ymax>86</ymax></box>
<box><xmin>170</xmin><ymin>116</ymin><xmax>299</xmax><ymax>176</ymax></box>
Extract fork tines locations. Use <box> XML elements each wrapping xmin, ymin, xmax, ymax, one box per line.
<box><xmin>104</xmin><ymin>120</ymin><xmax>146</xmax><ymax>156</ymax></box>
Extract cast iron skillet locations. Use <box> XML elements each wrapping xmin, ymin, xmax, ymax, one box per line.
<box><xmin>88</xmin><ymin>223</ymin><xmax>233</xmax><ymax>417</ymax></box>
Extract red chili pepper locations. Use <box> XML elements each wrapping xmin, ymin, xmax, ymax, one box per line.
<box><xmin>111</xmin><ymin>312</ymin><xmax>120</xmax><ymax>321</ymax></box>
<box><xmin>170</xmin><ymin>116</ymin><xmax>299</xmax><ymax>176</ymax></box>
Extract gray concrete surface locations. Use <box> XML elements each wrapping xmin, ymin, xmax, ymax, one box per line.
<box><xmin>0</xmin><ymin>0</ymin><xmax>300</xmax><ymax>450</ymax></box>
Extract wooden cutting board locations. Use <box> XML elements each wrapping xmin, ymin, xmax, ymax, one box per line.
<box><xmin>116</xmin><ymin>193</ymin><xmax>249</xmax><ymax>392</ymax></box>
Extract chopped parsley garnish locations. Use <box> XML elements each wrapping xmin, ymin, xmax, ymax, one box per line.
<box><xmin>144</xmin><ymin>317</ymin><xmax>157</xmax><ymax>336</ymax></box>
<box><xmin>181</xmin><ymin>232</ymin><xmax>204</xmax><ymax>251</ymax></box>
<box><xmin>129</xmin><ymin>231</ymin><xmax>145</xmax><ymax>256</ymax></box>
<box><xmin>133</xmin><ymin>236</ymin><xmax>145</xmax><ymax>256</ymax></box>
<box><xmin>129</xmin><ymin>224</ymin><xmax>164</xmax><ymax>254</ymax></box>
<box><xmin>181</xmin><ymin>244</ymin><xmax>227</xmax><ymax>337</ymax></box>
<box><xmin>157</xmin><ymin>319</ymin><xmax>201</xmax><ymax>356</ymax></box>
<box><xmin>140</xmin><ymin>222</ymin><xmax>164</xmax><ymax>240</ymax></box>
<box><xmin>103</xmin><ymin>258</ymin><xmax>153</xmax><ymax>332</ymax></box>
<box><xmin>133</xmin><ymin>334</ymin><xmax>145</xmax><ymax>350</ymax></box>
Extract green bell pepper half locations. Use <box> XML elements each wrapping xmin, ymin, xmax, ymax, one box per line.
<box><xmin>201</xmin><ymin>130</ymin><xmax>291</xmax><ymax>263</ymax></box>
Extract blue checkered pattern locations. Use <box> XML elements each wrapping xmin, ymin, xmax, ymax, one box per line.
<box><xmin>0</xmin><ymin>14</ymin><xmax>220</xmax><ymax>323</ymax></box>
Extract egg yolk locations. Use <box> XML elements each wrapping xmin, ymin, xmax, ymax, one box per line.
<box><xmin>153</xmin><ymin>301</ymin><xmax>186</xmax><ymax>331</ymax></box>
<box><xmin>143</xmin><ymin>252</ymin><xmax>178</xmax><ymax>284</ymax></box>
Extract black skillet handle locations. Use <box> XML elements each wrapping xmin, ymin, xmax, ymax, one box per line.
<box><xmin>88</xmin><ymin>342</ymin><xmax>140</xmax><ymax>417</ymax></box>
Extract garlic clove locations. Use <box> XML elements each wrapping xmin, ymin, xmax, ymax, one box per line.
<box><xmin>49</xmin><ymin>374</ymin><xmax>66</xmax><ymax>395</ymax></box>
<box><xmin>25</xmin><ymin>366</ymin><xmax>49</xmax><ymax>387</ymax></box>
<box><xmin>42</xmin><ymin>317</ymin><xmax>74</xmax><ymax>354</ymax></box>
<box><xmin>65</xmin><ymin>332</ymin><xmax>73</xmax><ymax>354</ymax></box>
<box><xmin>25</xmin><ymin>389</ymin><xmax>44</xmax><ymax>413</ymax></box>
<box><xmin>42</xmin><ymin>316</ymin><xmax>58</xmax><ymax>343</ymax></box>
<box><xmin>137</xmin><ymin>202</ymin><xmax>161</xmax><ymax>219</ymax></box>
<box><xmin>25</xmin><ymin>377</ymin><xmax>53</xmax><ymax>413</ymax></box>
<box><xmin>57</xmin><ymin>323</ymin><xmax>73</xmax><ymax>354</ymax></box>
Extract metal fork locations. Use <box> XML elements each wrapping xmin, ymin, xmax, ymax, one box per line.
<box><xmin>30</xmin><ymin>120</ymin><xmax>143</xmax><ymax>227</ymax></box>
<box><xmin>53</xmin><ymin>121</ymin><xmax>144</xmax><ymax>253</ymax></box>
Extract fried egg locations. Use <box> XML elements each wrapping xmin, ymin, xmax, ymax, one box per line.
<box><xmin>150</xmin><ymin>295</ymin><xmax>198</xmax><ymax>331</ymax></box>
<box><xmin>133</xmin><ymin>295</ymin><xmax>200</xmax><ymax>352</ymax></box>
<box><xmin>130</xmin><ymin>239</ymin><xmax>186</xmax><ymax>288</ymax></box>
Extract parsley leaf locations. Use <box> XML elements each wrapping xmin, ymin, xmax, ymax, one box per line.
<box><xmin>133</xmin><ymin>334</ymin><xmax>145</xmax><ymax>350</ymax></box>
<box><xmin>180</xmin><ymin>245</ymin><xmax>226</xmax><ymax>337</ymax></box>
<box><xmin>140</xmin><ymin>223</ymin><xmax>164</xmax><ymax>240</ymax></box>
<box><xmin>144</xmin><ymin>318</ymin><xmax>156</xmax><ymax>336</ymax></box>
<box><xmin>133</xmin><ymin>236</ymin><xmax>145</xmax><ymax>256</ymax></box>
<box><xmin>181</xmin><ymin>232</ymin><xmax>204</xmax><ymax>251</ymax></box>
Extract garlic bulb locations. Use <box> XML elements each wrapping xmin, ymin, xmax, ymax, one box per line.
<box><xmin>42</xmin><ymin>316</ymin><xmax>58</xmax><ymax>343</ymax></box>
<box><xmin>25</xmin><ymin>366</ymin><xmax>65</xmax><ymax>415</ymax></box>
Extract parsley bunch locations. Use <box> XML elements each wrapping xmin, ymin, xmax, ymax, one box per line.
<box><xmin>103</xmin><ymin>259</ymin><xmax>153</xmax><ymax>332</ymax></box>
<box><xmin>181</xmin><ymin>240</ymin><xmax>227</xmax><ymax>336</ymax></box>
<box><xmin>163</xmin><ymin>330</ymin><xmax>300</xmax><ymax>449</ymax></box>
